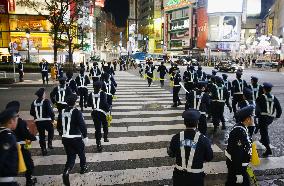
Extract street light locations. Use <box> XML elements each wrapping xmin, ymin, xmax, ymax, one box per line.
<box><xmin>26</xmin><ymin>30</ymin><xmax>30</xmax><ymax>63</ymax></box>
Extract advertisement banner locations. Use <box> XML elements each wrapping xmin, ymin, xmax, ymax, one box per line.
<box><xmin>208</xmin><ymin>15</ymin><xmax>241</xmax><ymax>42</ymax></box>
<box><xmin>197</xmin><ymin>8</ymin><xmax>208</xmax><ymax>49</ymax></box>
<box><xmin>207</xmin><ymin>0</ymin><xmax>243</xmax><ymax>14</ymax></box>
<box><xmin>164</xmin><ymin>14</ymin><xmax>168</xmax><ymax>48</ymax></box>
<box><xmin>268</xmin><ymin>19</ymin><xmax>273</xmax><ymax>35</ymax></box>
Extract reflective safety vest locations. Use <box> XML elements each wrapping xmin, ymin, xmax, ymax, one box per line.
<box><xmin>42</xmin><ymin>63</ymin><xmax>48</xmax><ymax>72</ymax></box>
<box><xmin>91</xmin><ymin>67</ymin><xmax>100</xmax><ymax>77</ymax></box>
<box><xmin>33</xmin><ymin>100</ymin><xmax>51</xmax><ymax>122</ymax></box>
<box><xmin>175</xmin><ymin>131</ymin><xmax>203</xmax><ymax>173</ymax></box>
<box><xmin>62</xmin><ymin>108</ymin><xmax>81</xmax><ymax>138</ymax></box>
<box><xmin>224</xmin><ymin>80</ymin><xmax>230</xmax><ymax>92</ymax></box>
<box><xmin>92</xmin><ymin>91</ymin><xmax>107</xmax><ymax>115</ymax></box>
<box><xmin>261</xmin><ymin>94</ymin><xmax>275</xmax><ymax>117</ymax></box>
<box><xmin>57</xmin><ymin>85</ymin><xmax>67</xmax><ymax>104</ymax></box>
<box><xmin>234</xmin><ymin>79</ymin><xmax>244</xmax><ymax>94</ymax></box>
<box><xmin>79</xmin><ymin>75</ymin><xmax>86</xmax><ymax>88</ymax></box>
<box><xmin>250</xmin><ymin>84</ymin><xmax>260</xmax><ymax>101</ymax></box>
<box><xmin>213</xmin><ymin>85</ymin><xmax>225</xmax><ymax>102</ymax></box>
<box><xmin>193</xmin><ymin>91</ymin><xmax>205</xmax><ymax>115</ymax></box>
<box><xmin>104</xmin><ymin>81</ymin><xmax>112</xmax><ymax>96</ymax></box>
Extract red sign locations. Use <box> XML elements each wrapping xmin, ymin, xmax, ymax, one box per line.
<box><xmin>196</xmin><ymin>8</ymin><xmax>208</xmax><ymax>49</ymax></box>
<box><xmin>95</xmin><ymin>0</ymin><xmax>105</xmax><ymax>7</ymax></box>
<box><xmin>8</xmin><ymin>0</ymin><xmax>15</xmax><ymax>13</ymax></box>
<box><xmin>164</xmin><ymin>14</ymin><xmax>168</xmax><ymax>49</ymax></box>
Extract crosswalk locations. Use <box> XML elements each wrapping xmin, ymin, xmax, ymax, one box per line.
<box><xmin>17</xmin><ymin>71</ymin><xmax>284</xmax><ymax>185</ymax></box>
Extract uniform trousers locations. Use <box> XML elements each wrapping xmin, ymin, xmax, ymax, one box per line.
<box><xmin>41</xmin><ymin>71</ymin><xmax>49</xmax><ymax>84</ymax></box>
<box><xmin>19</xmin><ymin>71</ymin><xmax>23</xmax><ymax>82</ymax></box>
<box><xmin>92</xmin><ymin>111</ymin><xmax>108</xmax><ymax>144</ymax></box>
<box><xmin>147</xmin><ymin>73</ymin><xmax>153</xmax><ymax>86</ymax></box>
<box><xmin>259</xmin><ymin>116</ymin><xmax>274</xmax><ymax>147</ymax></box>
<box><xmin>225</xmin><ymin>160</ymin><xmax>250</xmax><ymax>186</ymax></box>
<box><xmin>62</xmin><ymin>138</ymin><xmax>86</xmax><ymax>171</ymax></box>
<box><xmin>173</xmin><ymin>86</ymin><xmax>181</xmax><ymax>104</ymax></box>
<box><xmin>198</xmin><ymin>114</ymin><xmax>207</xmax><ymax>135</ymax></box>
<box><xmin>78</xmin><ymin>88</ymin><xmax>88</xmax><ymax>108</ymax></box>
<box><xmin>232</xmin><ymin>94</ymin><xmax>243</xmax><ymax>113</ymax></box>
<box><xmin>21</xmin><ymin>145</ymin><xmax>34</xmax><ymax>181</ymax></box>
<box><xmin>211</xmin><ymin>101</ymin><xmax>225</xmax><ymax>126</ymax></box>
<box><xmin>35</xmin><ymin>121</ymin><xmax>54</xmax><ymax>149</ymax></box>
<box><xmin>173</xmin><ymin>169</ymin><xmax>205</xmax><ymax>186</ymax></box>
<box><xmin>160</xmin><ymin>75</ymin><xmax>165</xmax><ymax>86</ymax></box>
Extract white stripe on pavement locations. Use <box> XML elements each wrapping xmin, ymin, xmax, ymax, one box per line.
<box><xmin>116</xmin><ymin>94</ymin><xmax>172</xmax><ymax>98</ymax></box>
<box><xmin>115</xmin><ymin>91</ymin><xmax>171</xmax><ymax>95</ymax></box>
<box><xmin>116</xmin><ymin>89</ymin><xmax>170</xmax><ymax>92</ymax></box>
<box><xmin>83</xmin><ymin>110</ymin><xmax>182</xmax><ymax>116</ymax></box>
<box><xmin>76</xmin><ymin>100</ymin><xmax>172</xmax><ymax>106</ymax></box>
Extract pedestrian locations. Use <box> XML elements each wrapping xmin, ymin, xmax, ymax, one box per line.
<box><xmin>101</xmin><ymin>73</ymin><xmax>116</xmax><ymax>107</ymax></box>
<box><xmin>40</xmin><ymin>59</ymin><xmax>49</xmax><ymax>85</ymax></box>
<box><xmin>196</xmin><ymin>66</ymin><xmax>205</xmax><ymax>82</ymax></box>
<box><xmin>66</xmin><ymin>71</ymin><xmax>78</xmax><ymax>94</ymax></box>
<box><xmin>248</xmin><ymin>76</ymin><xmax>263</xmax><ymax>102</ymax></box>
<box><xmin>86</xmin><ymin>61</ymin><xmax>89</xmax><ymax>72</ymax></box>
<box><xmin>113</xmin><ymin>59</ymin><xmax>117</xmax><ymax>71</ymax></box>
<box><xmin>168</xmin><ymin>109</ymin><xmax>213</xmax><ymax>186</ymax></box>
<box><xmin>171</xmin><ymin>67</ymin><xmax>182</xmax><ymax>107</ymax></box>
<box><xmin>183</xmin><ymin>65</ymin><xmax>196</xmax><ymax>92</ymax></box>
<box><xmin>58</xmin><ymin>64</ymin><xmax>64</xmax><ymax>78</ymax></box>
<box><xmin>80</xmin><ymin>62</ymin><xmax>85</xmax><ymax>72</ymax></box>
<box><xmin>211</xmin><ymin>76</ymin><xmax>232</xmax><ymax>132</ymax></box>
<box><xmin>222</xmin><ymin>74</ymin><xmax>232</xmax><ymax>96</ymax></box>
<box><xmin>212</xmin><ymin>69</ymin><xmax>217</xmax><ymax>76</ymax></box>
<box><xmin>18</xmin><ymin>59</ymin><xmax>24</xmax><ymax>82</ymax></box>
<box><xmin>89</xmin><ymin>62</ymin><xmax>101</xmax><ymax>83</ymax></box>
<box><xmin>6</xmin><ymin>101</ymin><xmax>37</xmax><ymax>186</ymax></box>
<box><xmin>75</xmin><ymin>69</ymin><xmax>90</xmax><ymax>111</ymax></box>
<box><xmin>59</xmin><ymin>94</ymin><xmax>88</xmax><ymax>186</ymax></box>
<box><xmin>225</xmin><ymin>106</ymin><xmax>254</xmax><ymax>186</ymax></box>
<box><xmin>157</xmin><ymin>61</ymin><xmax>168</xmax><ymax>87</ymax></box>
<box><xmin>185</xmin><ymin>81</ymin><xmax>210</xmax><ymax>135</ymax></box>
<box><xmin>138</xmin><ymin>63</ymin><xmax>144</xmax><ymax>77</ymax></box>
<box><xmin>119</xmin><ymin>58</ymin><xmax>123</xmax><ymax>71</ymax></box>
<box><xmin>256</xmin><ymin>83</ymin><xmax>282</xmax><ymax>157</ymax></box>
<box><xmin>231</xmin><ymin>71</ymin><xmax>247</xmax><ymax>114</ymax></box>
<box><xmin>145</xmin><ymin>61</ymin><xmax>155</xmax><ymax>87</ymax></box>
<box><xmin>87</xmin><ymin>81</ymin><xmax>110</xmax><ymax>152</ymax></box>
<box><xmin>30</xmin><ymin>88</ymin><xmax>55</xmax><ymax>156</ymax></box>
<box><xmin>0</xmin><ymin>107</ymin><xmax>19</xmax><ymax>186</ymax></box>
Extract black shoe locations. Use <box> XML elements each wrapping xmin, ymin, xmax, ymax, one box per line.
<box><xmin>84</xmin><ymin>104</ymin><xmax>88</xmax><ymax>108</ymax></box>
<box><xmin>80</xmin><ymin>165</ymin><xmax>88</xmax><ymax>174</ymax></box>
<box><xmin>104</xmin><ymin>138</ymin><xmax>109</xmax><ymax>142</ymax></box>
<box><xmin>262</xmin><ymin>149</ymin><xmax>272</xmax><ymax>157</ymax></box>
<box><xmin>221</xmin><ymin>124</ymin><xmax>226</xmax><ymax>130</ymax></box>
<box><xmin>97</xmin><ymin>144</ymin><xmax>103</xmax><ymax>152</ymax></box>
<box><xmin>172</xmin><ymin>103</ymin><xmax>177</xmax><ymax>108</ymax></box>
<box><xmin>48</xmin><ymin>143</ymin><xmax>54</xmax><ymax>149</ymax></box>
<box><xmin>213</xmin><ymin>126</ymin><xmax>218</xmax><ymax>133</ymax></box>
<box><xmin>42</xmin><ymin>148</ymin><xmax>47</xmax><ymax>156</ymax></box>
<box><xmin>26</xmin><ymin>177</ymin><xmax>37</xmax><ymax>186</ymax></box>
<box><xmin>63</xmin><ymin>173</ymin><xmax>70</xmax><ymax>186</ymax></box>
<box><xmin>178</xmin><ymin>102</ymin><xmax>182</xmax><ymax>106</ymax></box>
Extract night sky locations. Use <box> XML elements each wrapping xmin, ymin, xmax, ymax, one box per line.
<box><xmin>104</xmin><ymin>0</ymin><xmax>129</xmax><ymax>27</ymax></box>
<box><xmin>261</xmin><ymin>0</ymin><xmax>275</xmax><ymax>18</ymax></box>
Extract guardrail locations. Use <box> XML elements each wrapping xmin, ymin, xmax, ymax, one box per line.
<box><xmin>0</xmin><ymin>71</ymin><xmax>7</xmax><ymax>78</ymax></box>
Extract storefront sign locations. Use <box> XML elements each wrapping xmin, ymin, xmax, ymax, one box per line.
<box><xmin>164</xmin><ymin>0</ymin><xmax>193</xmax><ymax>10</ymax></box>
<box><xmin>164</xmin><ymin>14</ymin><xmax>169</xmax><ymax>48</ymax></box>
<box><xmin>268</xmin><ymin>19</ymin><xmax>273</xmax><ymax>35</ymax></box>
<box><xmin>197</xmin><ymin>8</ymin><xmax>208</xmax><ymax>49</ymax></box>
<box><xmin>8</xmin><ymin>0</ymin><xmax>15</xmax><ymax>13</ymax></box>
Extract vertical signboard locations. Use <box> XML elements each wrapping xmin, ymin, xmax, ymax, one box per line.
<box><xmin>197</xmin><ymin>8</ymin><xmax>208</xmax><ymax>49</ymax></box>
<box><xmin>164</xmin><ymin>14</ymin><xmax>168</xmax><ymax>49</ymax></box>
<box><xmin>8</xmin><ymin>0</ymin><xmax>15</xmax><ymax>13</ymax></box>
<box><xmin>268</xmin><ymin>19</ymin><xmax>273</xmax><ymax>35</ymax></box>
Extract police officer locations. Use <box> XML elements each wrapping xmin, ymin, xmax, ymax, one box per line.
<box><xmin>30</xmin><ymin>88</ymin><xmax>55</xmax><ymax>156</ymax></box>
<box><xmin>113</xmin><ymin>59</ymin><xmax>117</xmax><ymax>71</ymax></box>
<box><xmin>212</xmin><ymin>69</ymin><xmax>217</xmax><ymax>76</ymax></box>
<box><xmin>225</xmin><ymin>106</ymin><xmax>254</xmax><ymax>186</ymax></box>
<box><xmin>145</xmin><ymin>61</ymin><xmax>155</xmax><ymax>87</ymax></box>
<box><xmin>79</xmin><ymin>62</ymin><xmax>85</xmax><ymax>72</ymax></box>
<box><xmin>183</xmin><ymin>65</ymin><xmax>196</xmax><ymax>92</ymax></box>
<box><xmin>248</xmin><ymin>76</ymin><xmax>263</xmax><ymax>102</ymax></box>
<box><xmin>6</xmin><ymin>101</ymin><xmax>37</xmax><ymax>186</ymax></box>
<box><xmin>185</xmin><ymin>82</ymin><xmax>210</xmax><ymax>135</ymax></box>
<box><xmin>18</xmin><ymin>59</ymin><xmax>24</xmax><ymax>82</ymax></box>
<box><xmin>196</xmin><ymin>66</ymin><xmax>205</xmax><ymax>82</ymax></box>
<box><xmin>222</xmin><ymin>74</ymin><xmax>232</xmax><ymax>96</ymax></box>
<box><xmin>75</xmin><ymin>69</ymin><xmax>90</xmax><ymax>111</ymax></box>
<box><xmin>211</xmin><ymin>76</ymin><xmax>232</xmax><ymax>132</ymax></box>
<box><xmin>101</xmin><ymin>73</ymin><xmax>116</xmax><ymax>107</ymax></box>
<box><xmin>157</xmin><ymin>61</ymin><xmax>168</xmax><ymax>87</ymax></box>
<box><xmin>256</xmin><ymin>83</ymin><xmax>282</xmax><ymax>157</ymax></box>
<box><xmin>40</xmin><ymin>59</ymin><xmax>49</xmax><ymax>85</ymax></box>
<box><xmin>66</xmin><ymin>71</ymin><xmax>78</xmax><ymax>94</ymax></box>
<box><xmin>232</xmin><ymin>71</ymin><xmax>248</xmax><ymax>113</ymax></box>
<box><xmin>58</xmin><ymin>64</ymin><xmax>64</xmax><ymax>78</ymax></box>
<box><xmin>171</xmin><ymin>67</ymin><xmax>182</xmax><ymax>107</ymax></box>
<box><xmin>50</xmin><ymin>77</ymin><xmax>73</xmax><ymax>136</ymax></box>
<box><xmin>89</xmin><ymin>62</ymin><xmax>101</xmax><ymax>83</ymax></box>
<box><xmin>0</xmin><ymin>108</ymin><xmax>19</xmax><ymax>186</ymax></box>
<box><xmin>87</xmin><ymin>81</ymin><xmax>110</xmax><ymax>152</ymax></box>
<box><xmin>168</xmin><ymin>109</ymin><xmax>213</xmax><ymax>186</ymax></box>
<box><xmin>59</xmin><ymin>94</ymin><xmax>88</xmax><ymax>186</ymax></box>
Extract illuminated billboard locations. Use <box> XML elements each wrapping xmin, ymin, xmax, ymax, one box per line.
<box><xmin>207</xmin><ymin>0</ymin><xmax>244</xmax><ymax>14</ymax></box>
<box><xmin>247</xmin><ymin>0</ymin><xmax>261</xmax><ymax>16</ymax></box>
<box><xmin>208</xmin><ymin>15</ymin><xmax>241</xmax><ymax>42</ymax></box>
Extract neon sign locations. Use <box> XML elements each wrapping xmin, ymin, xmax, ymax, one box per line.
<box><xmin>166</xmin><ymin>0</ymin><xmax>190</xmax><ymax>6</ymax></box>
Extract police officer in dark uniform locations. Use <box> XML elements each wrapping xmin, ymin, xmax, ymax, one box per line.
<box><xmin>66</xmin><ymin>71</ymin><xmax>78</xmax><ymax>94</ymax></box>
<box><xmin>6</xmin><ymin>101</ymin><xmax>37</xmax><ymax>186</ymax></box>
<box><xmin>80</xmin><ymin>62</ymin><xmax>85</xmax><ymax>72</ymax></box>
<box><xmin>248</xmin><ymin>76</ymin><xmax>263</xmax><ymax>102</ymax></box>
<box><xmin>225</xmin><ymin>106</ymin><xmax>254</xmax><ymax>186</ymax></box>
<box><xmin>18</xmin><ymin>60</ymin><xmax>24</xmax><ymax>82</ymax></box>
<box><xmin>30</xmin><ymin>88</ymin><xmax>55</xmax><ymax>156</ymax></box>
<box><xmin>50</xmin><ymin>77</ymin><xmax>73</xmax><ymax>136</ymax></box>
<box><xmin>101</xmin><ymin>73</ymin><xmax>116</xmax><ymax>107</ymax></box>
<box><xmin>232</xmin><ymin>71</ymin><xmax>247</xmax><ymax>113</ymax></box>
<box><xmin>145</xmin><ymin>61</ymin><xmax>155</xmax><ymax>87</ymax></box>
<box><xmin>256</xmin><ymin>83</ymin><xmax>282</xmax><ymax>157</ymax></box>
<box><xmin>222</xmin><ymin>74</ymin><xmax>232</xmax><ymax>96</ymax></box>
<box><xmin>157</xmin><ymin>61</ymin><xmax>168</xmax><ymax>87</ymax></box>
<box><xmin>58</xmin><ymin>94</ymin><xmax>88</xmax><ymax>186</ymax></box>
<box><xmin>168</xmin><ymin>109</ymin><xmax>213</xmax><ymax>186</ymax></box>
<box><xmin>183</xmin><ymin>65</ymin><xmax>196</xmax><ymax>92</ymax></box>
<box><xmin>0</xmin><ymin>108</ymin><xmax>19</xmax><ymax>186</ymax></box>
<box><xmin>196</xmin><ymin>66</ymin><xmax>205</xmax><ymax>82</ymax></box>
<box><xmin>185</xmin><ymin>82</ymin><xmax>210</xmax><ymax>135</ymax></box>
<box><xmin>211</xmin><ymin>76</ymin><xmax>232</xmax><ymax>132</ymax></box>
<box><xmin>171</xmin><ymin>67</ymin><xmax>182</xmax><ymax>107</ymax></box>
<box><xmin>75</xmin><ymin>69</ymin><xmax>91</xmax><ymax>111</ymax></box>
<box><xmin>87</xmin><ymin>81</ymin><xmax>110</xmax><ymax>152</ymax></box>
<box><xmin>40</xmin><ymin>59</ymin><xmax>49</xmax><ymax>85</ymax></box>
<box><xmin>89</xmin><ymin>62</ymin><xmax>101</xmax><ymax>83</ymax></box>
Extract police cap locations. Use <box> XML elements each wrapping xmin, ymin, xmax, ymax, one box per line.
<box><xmin>263</xmin><ymin>82</ymin><xmax>273</xmax><ymax>89</ymax></box>
<box><xmin>212</xmin><ymin>70</ymin><xmax>217</xmax><ymax>75</ymax></box>
<box><xmin>243</xmin><ymin>88</ymin><xmax>253</xmax><ymax>99</ymax></box>
<box><xmin>251</xmin><ymin>76</ymin><xmax>258</xmax><ymax>82</ymax></box>
<box><xmin>222</xmin><ymin>74</ymin><xmax>228</xmax><ymax>78</ymax></box>
<box><xmin>215</xmin><ymin>76</ymin><xmax>223</xmax><ymax>84</ymax></box>
<box><xmin>58</xmin><ymin>77</ymin><xmax>66</xmax><ymax>83</ymax></box>
<box><xmin>35</xmin><ymin>88</ymin><xmax>45</xmax><ymax>98</ymax></box>
<box><xmin>189</xmin><ymin>66</ymin><xmax>195</xmax><ymax>70</ymax></box>
<box><xmin>182</xmin><ymin>109</ymin><xmax>201</xmax><ymax>124</ymax></box>
<box><xmin>235</xmin><ymin>105</ymin><xmax>254</xmax><ymax>122</ymax></box>
<box><xmin>197</xmin><ymin>81</ymin><xmax>207</xmax><ymax>89</ymax></box>
<box><xmin>6</xmin><ymin>101</ymin><xmax>20</xmax><ymax>113</ymax></box>
<box><xmin>93</xmin><ymin>81</ymin><xmax>102</xmax><ymax>89</ymax></box>
<box><xmin>66</xmin><ymin>94</ymin><xmax>78</xmax><ymax>106</ymax></box>
<box><xmin>236</xmin><ymin>70</ymin><xmax>243</xmax><ymax>76</ymax></box>
<box><xmin>101</xmin><ymin>72</ymin><xmax>110</xmax><ymax>80</ymax></box>
<box><xmin>0</xmin><ymin>108</ymin><xmax>18</xmax><ymax>125</ymax></box>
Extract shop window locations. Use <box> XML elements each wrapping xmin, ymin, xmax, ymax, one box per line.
<box><xmin>9</xmin><ymin>15</ymin><xmax>51</xmax><ymax>32</ymax></box>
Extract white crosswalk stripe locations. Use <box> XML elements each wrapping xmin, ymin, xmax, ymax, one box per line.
<box><xmin>18</xmin><ymin>70</ymin><xmax>278</xmax><ymax>186</ymax></box>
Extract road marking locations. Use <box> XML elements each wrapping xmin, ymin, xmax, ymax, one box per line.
<box><xmin>0</xmin><ymin>87</ymin><xmax>9</xmax><ymax>90</ymax></box>
<box><xmin>82</xmin><ymin>109</ymin><xmax>182</xmax><ymax>116</ymax></box>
